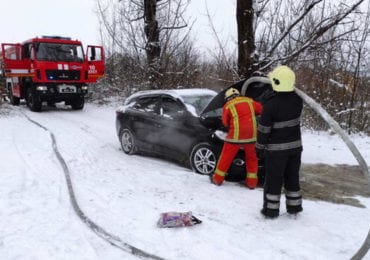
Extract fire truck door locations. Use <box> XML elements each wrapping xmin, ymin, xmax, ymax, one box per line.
<box><xmin>1</xmin><ymin>44</ymin><xmax>32</xmax><ymax>77</ymax></box>
<box><xmin>86</xmin><ymin>45</ymin><xmax>105</xmax><ymax>82</ymax></box>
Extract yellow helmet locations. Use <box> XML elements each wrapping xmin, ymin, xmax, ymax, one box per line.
<box><xmin>225</xmin><ymin>88</ymin><xmax>240</xmax><ymax>100</ymax></box>
<box><xmin>268</xmin><ymin>65</ymin><xmax>295</xmax><ymax>92</ymax></box>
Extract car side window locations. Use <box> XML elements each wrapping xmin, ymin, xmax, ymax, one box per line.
<box><xmin>161</xmin><ymin>97</ymin><xmax>186</xmax><ymax>118</ymax></box>
<box><xmin>132</xmin><ymin>96</ymin><xmax>159</xmax><ymax>114</ymax></box>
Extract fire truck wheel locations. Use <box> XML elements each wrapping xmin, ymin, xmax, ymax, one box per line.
<box><xmin>9</xmin><ymin>89</ymin><xmax>20</xmax><ymax>106</ymax></box>
<box><xmin>27</xmin><ymin>91</ymin><xmax>42</xmax><ymax>112</ymax></box>
<box><xmin>71</xmin><ymin>97</ymin><xmax>84</xmax><ymax>110</ymax></box>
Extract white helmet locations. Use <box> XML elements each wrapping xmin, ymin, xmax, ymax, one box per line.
<box><xmin>268</xmin><ymin>65</ymin><xmax>296</xmax><ymax>92</ymax></box>
<box><xmin>225</xmin><ymin>88</ymin><xmax>240</xmax><ymax>100</ymax></box>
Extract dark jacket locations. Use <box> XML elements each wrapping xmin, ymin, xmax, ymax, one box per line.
<box><xmin>256</xmin><ymin>91</ymin><xmax>303</xmax><ymax>153</ymax></box>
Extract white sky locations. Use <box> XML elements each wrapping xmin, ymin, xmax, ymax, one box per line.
<box><xmin>0</xmin><ymin>0</ymin><xmax>368</xmax><ymax>55</ymax></box>
<box><xmin>0</xmin><ymin>0</ymin><xmax>100</xmax><ymax>46</ymax></box>
<box><xmin>186</xmin><ymin>0</ymin><xmax>237</xmax><ymax>54</ymax></box>
<box><xmin>0</xmin><ymin>0</ymin><xmax>236</xmax><ymax>52</ymax></box>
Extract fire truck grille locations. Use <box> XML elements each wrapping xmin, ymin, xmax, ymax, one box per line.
<box><xmin>46</xmin><ymin>70</ymin><xmax>80</xmax><ymax>81</ymax></box>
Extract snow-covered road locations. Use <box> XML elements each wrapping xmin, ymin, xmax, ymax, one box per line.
<box><xmin>0</xmin><ymin>103</ymin><xmax>369</xmax><ymax>259</ymax></box>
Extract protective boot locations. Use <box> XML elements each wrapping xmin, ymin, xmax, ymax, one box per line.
<box><xmin>285</xmin><ymin>190</ymin><xmax>303</xmax><ymax>214</ymax></box>
<box><xmin>211</xmin><ymin>173</ymin><xmax>224</xmax><ymax>186</ymax></box>
<box><xmin>246</xmin><ymin>172</ymin><xmax>258</xmax><ymax>189</ymax></box>
<box><xmin>261</xmin><ymin>192</ymin><xmax>281</xmax><ymax>218</ymax></box>
<box><xmin>260</xmin><ymin>208</ymin><xmax>279</xmax><ymax>219</ymax></box>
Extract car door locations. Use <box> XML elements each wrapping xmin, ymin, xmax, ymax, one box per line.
<box><xmin>1</xmin><ymin>43</ymin><xmax>33</xmax><ymax>77</ymax></box>
<box><xmin>129</xmin><ymin>95</ymin><xmax>162</xmax><ymax>151</ymax></box>
<box><xmin>154</xmin><ymin>95</ymin><xmax>197</xmax><ymax>158</ymax></box>
<box><xmin>85</xmin><ymin>45</ymin><xmax>105</xmax><ymax>82</ymax></box>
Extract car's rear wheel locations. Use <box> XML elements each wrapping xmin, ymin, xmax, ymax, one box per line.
<box><xmin>119</xmin><ymin>128</ymin><xmax>136</xmax><ymax>154</ymax></box>
<box><xmin>190</xmin><ymin>143</ymin><xmax>217</xmax><ymax>175</ymax></box>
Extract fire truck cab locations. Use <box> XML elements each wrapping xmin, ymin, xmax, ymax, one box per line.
<box><xmin>0</xmin><ymin>36</ymin><xmax>104</xmax><ymax>111</ymax></box>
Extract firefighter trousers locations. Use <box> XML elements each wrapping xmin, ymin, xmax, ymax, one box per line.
<box><xmin>215</xmin><ymin>142</ymin><xmax>258</xmax><ymax>185</ymax></box>
<box><xmin>263</xmin><ymin>150</ymin><xmax>303</xmax><ymax>214</ymax></box>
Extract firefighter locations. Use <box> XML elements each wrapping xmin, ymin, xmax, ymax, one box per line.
<box><xmin>212</xmin><ymin>87</ymin><xmax>263</xmax><ymax>188</ymax></box>
<box><xmin>256</xmin><ymin>65</ymin><xmax>303</xmax><ymax>218</ymax></box>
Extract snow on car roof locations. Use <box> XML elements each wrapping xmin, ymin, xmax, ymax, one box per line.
<box><xmin>124</xmin><ymin>88</ymin><xmax>217</xmax><ymax>104</ymax></box>
<box><xmin>119</xmin><ymin>88</ymin><xmax>218</xmax><ymax>116</ymax></box>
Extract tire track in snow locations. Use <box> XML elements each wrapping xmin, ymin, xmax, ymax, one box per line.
<box><xmin>23</xmin><ymin>113</ymin><xmax>164</xmax><ymax>260</ymax></box>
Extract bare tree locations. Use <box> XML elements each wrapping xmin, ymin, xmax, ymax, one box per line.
<box><xmin>236</xmin><ymin>0</ymin><xmax>365</xmax><ymax>77</ymax></box>
<box><xmin>237</xmin><ymin>0</ymin><xmax>256</xmax><ymax>77</ymax></box>
<box><xmin>144</xmin><ymin>0</ymin><xmax>161</xmax><ymax>86</ymax></box>
<box><xmin>345</xmin><ymin>4</ymin><xmax>370</xmax><ymax>134</ymax></box>
<box><xmin>96</xmin><ymin>0</ymin><xmax>194</xmax><ymax>89</ymax></box>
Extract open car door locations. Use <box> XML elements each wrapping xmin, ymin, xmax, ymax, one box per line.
<box><xmin>86</xmin><ymin>45</ymin><xmax>105</xmax><ymax>82</ymax></box>
<box><xmin>201</xmin><ymin>76</ymin><xmax>273</xmax><ymax>115</ymax></box>
<box><xmin>1</xmin><ymin>43</ymin><xmax>33</xmax><ymax>77</ymax></box>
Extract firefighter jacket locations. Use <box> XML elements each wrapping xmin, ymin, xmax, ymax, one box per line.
<box><xmin>256</xmin><ymin>91</ymin><xmax>303</xmax><ymax>153</ymax></box>
<box><xmin>222</xmin><ymin>96</ymin><xmax>263</xmax><ymax>144</ymax></box>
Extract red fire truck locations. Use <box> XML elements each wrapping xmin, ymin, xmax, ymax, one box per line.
<box><xmin>0</xmin><ymin>36</ymin><xmax>104</xmax><ymax>111</ymax></box>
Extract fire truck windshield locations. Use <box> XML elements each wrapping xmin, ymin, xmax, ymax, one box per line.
<box><xmin>35</xmin><ymin>42</ymin><xmax>84</xmax><ymax>62</ymax></box>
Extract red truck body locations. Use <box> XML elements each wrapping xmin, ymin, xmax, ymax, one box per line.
<box><xmin>0</xmin><ymin>36</ymin><xmax>104</xmax><ymax>111</ymax></box>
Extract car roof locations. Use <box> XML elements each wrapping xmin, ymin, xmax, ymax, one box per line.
<box><xmin>125</xmin><ymin>88</ymin><xmax>217</xmax><ymax>104</ymax></box>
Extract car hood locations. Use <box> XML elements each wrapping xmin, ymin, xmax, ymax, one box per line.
<box><xmin>200</xmin><ymin>76</ymin><xmax>273</xmax><ymax>115</ymax></box>
<box><xmin>199</xmin><ymin>76</ymin><xmax>273</xmax><ymax>130</ymax></box>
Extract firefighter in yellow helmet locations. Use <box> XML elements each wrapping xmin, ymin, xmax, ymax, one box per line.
<box><xmin>212</xmin><ymin>87</ymin><xmax>263</xmax><ymax>188</ymax></box>
<box><xmin>256</xmin><ymin>65</ymin><xmax>303</xmax><ymax>218</ymax></box>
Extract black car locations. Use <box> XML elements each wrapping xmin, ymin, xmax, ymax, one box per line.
<box><xmin>116</xmin><ymin>78</ymin><xmax>272</xmax><ymax>184</ymax></box>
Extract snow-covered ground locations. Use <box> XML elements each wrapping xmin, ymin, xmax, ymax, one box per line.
<box><xmin>0</xmin><ymin>103</ymin><xmax>369</xmax><ymax>260</ymax></box>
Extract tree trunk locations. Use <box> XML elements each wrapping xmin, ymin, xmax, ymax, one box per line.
<box><xmin>237</xmin><ymin>0</ymin><xmax>256</xmax><ymax>78</ymax></box>
<box><xmin>144</xmin><ymin>0</ymin><xmax>161</xmax><ymax>88</ymax></box>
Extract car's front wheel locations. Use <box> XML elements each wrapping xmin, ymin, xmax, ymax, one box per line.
<box><xmin>190</xmin><ymin>143</ymin><xmax>217</xmax><ymax>175</ymax></box>
<box><xmin>119</xmin><ymin>128</ymin><xmax>136</xmax><ymax>155</ymax></box>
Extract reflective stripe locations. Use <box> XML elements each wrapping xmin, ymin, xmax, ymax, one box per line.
<box><xmin>5</xmin><ymin>68</ymin><xmax>34</xmax><ymax>77</ymax></box>
<box><xmin>247</xmin><ymin>172</ymin><xmax>257</xmax><ymax>179</ymax></box>
<box><xmin>226</xmin><ymin>98</ymin><xmax>251</xmax><ymax>108</ymax></box>
<box><xmin>225</xmin><ymin>137</ymin><xmax>256</xmax><ymax>143</ymax></box>
<box><xmin>286</xmin><ymin>199</ymin><xmax>302</xmax><ymax>206</ymax></box>
<box><xmin>255</xmin><ymin>143</ymin><xmax>265</xmax><ymax>149</ymax></box>
<box><xmin>258</xmin><ymin>124</ymin><xmax>271</xmax><ymax>134</ymax></box>
<box><xmin>214</xmin><ymin>168</ymin><xmax>226</xmax><ymax>177</ymax></box>
<box><xmin>273</xmin><ymin>117</ymin><xmax>300</xmax><ymax>128</ymax></box>
<box><xmin>226</xmin><ymin>98</ymin><xmax>257</xmax><ymax>142</ymax></box>
<box><xmin>286</xmin><ymin>190</ymin><xmax>301</xmax><ymax>198</ymax></box>
<box><xmin>267</xmin><ymin>202</ymin><xmax>280</xmax><ymax>209</ymax></box>
<box><xmin>267</xmin><ymin>140</ymin><xmax>302</xmax><ymax>151</ymax></box>
<box><xmin>9</xmin><ymin>69</ymin><xmax>29</xmax><ymax>73</ymax></box>
<box><xmin>266</xmin><ymin>194</ymin><xmax>281</xmax><ymax>201</ymax></box>
<box><xmin>246</xmin><ymin>100</ymin><xmax>258</xmax><ymax>138</ymax></box>
<box><xmin>229</xmin><ymin>105</ymin><xmax>240</xmax><ymax>140</ymax></box>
